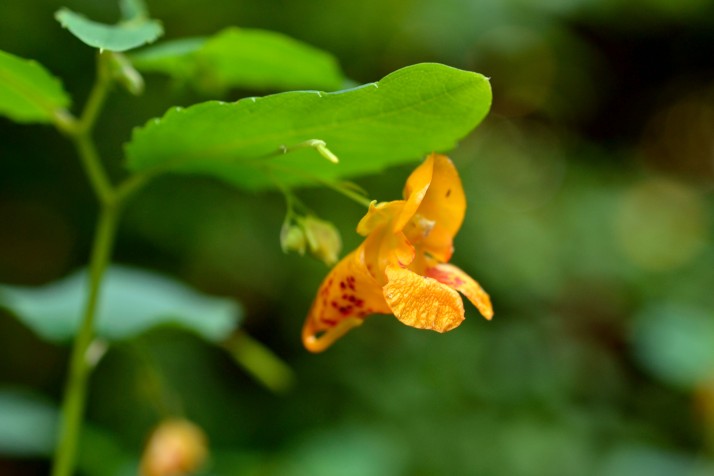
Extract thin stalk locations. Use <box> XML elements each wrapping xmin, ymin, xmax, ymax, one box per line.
<box><xmin>74</xmin><ymin>134</ymin><xmax>114</xmax><ymax>204</ymax></box>
<box><xmin>50</xmin><ymin>51</ymin><xmax>126</xmax><ymax>476</ymax></box>
<box><xmin>72</xmin><ymin>52</ymin><xmax>114</xmax><ymax>204</ymax></box>
<box><xmin>319</xmin><ymin>179</ymin><xmax>372</xmax><ymax>208</ymax></box>
<box><xmin>50</xmin><ymin>202</ymin><xmax>120</xmax><ymax>476</ymax></box>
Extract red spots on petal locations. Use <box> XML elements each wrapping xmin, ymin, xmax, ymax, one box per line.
<box><xmin>446</xmin><ymin>188</ymin><xmax>452</xmax><ymax>198</ymax></box>
<box><xmin>338</xmin><ymin>305</ymin><xmax>355</xmax><ymax>316</ymax></box>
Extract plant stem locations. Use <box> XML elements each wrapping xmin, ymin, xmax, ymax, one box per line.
<box><xmin>320</xmin><ymin>179</ymin><xmax>373</xmax><ymax>208</ymax></box>
<box><xmin>74</xmin><ymin>134</ymin><xmax>114</xmax><ymax>204</ymax></box>
<box><xmin>72</xmin><ymin>53</ymin><xmax>114</xmax><ymax>204</ymax></box>
<box><xmin>51</xmin><ymin>202</ymin><xmax>120</xmax><ymax>476</ymax></box>
<box><xmin>50</xmin><ymin>51</ymin><xmax>127</xmax><ymax>476</ymax></box>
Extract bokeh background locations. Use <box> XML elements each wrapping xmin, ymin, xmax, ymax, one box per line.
<box><xmin>1</xmin><ymin>0</ymin><xmax>714</xmax><ymax>474</ymax></box>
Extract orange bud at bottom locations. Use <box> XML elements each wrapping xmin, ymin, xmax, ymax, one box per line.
<box><xmin>140</xmin><ymin>419</ymin><xmax>208</xmax><ymax>476</ymax></box>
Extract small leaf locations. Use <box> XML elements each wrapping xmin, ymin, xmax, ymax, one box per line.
<box><xmin>55</xmin><ymin>7</ymin><xmax>163</xmax><ymax>53</ymax></box>
<box><xmin>125</xmin><ymin>63</ymin><xmax>492</xmax><ymax>190</ymax></box>
<box><xmin>131</xmin><ymin>27</ymin><xmax>345</xmax><ymax>93</ymax></box>
<box><xmin>0</xmin><ymin>266</ymin><xmax>241</xmax><ymax>343</ymax></box>
<box><xmin>0</xmin><ymin>49</ymin><xmax>71</xmax><ymax>124</ymax></box>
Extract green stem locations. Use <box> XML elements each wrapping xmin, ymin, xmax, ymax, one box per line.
<box><xmin>320</xmin><ymin>180</ymin><xmax>373</xmax><ymax>208</ymax></box>
<box><xmin>70</xmin><ymin>52</ymin><xmax>114</xmax><ymax>204</ymax></box>
<box><xmin>74</xmin><ymin>134</ymin><xmax>114</xmax><ymax>204</ymax></box>
<box><xmin>50</xmin><ymin>51</ymin><xmax>130</xmax><ymax>476</ymax></box>
<box><xmin>79</xmin><ymin>52</ymin><xmax>112</xmax><ymax>134</ymax></box>
<box><xmin>51</xmin><ymin>202</ymin><xmax>120</xmax><ymax>476</ymax></box>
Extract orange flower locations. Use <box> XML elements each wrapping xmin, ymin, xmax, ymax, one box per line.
<box><xmin>302</xmin><ymin>153</ymin><xmax>493</xmax><ymax>352</ymax></box>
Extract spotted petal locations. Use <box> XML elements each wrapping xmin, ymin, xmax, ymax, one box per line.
<box><xmin>302</xmin><ymin>248</ymin><xmax>390</xmax><ymax>352</ymax></box>
<box><xmin>426</xmin><ymin>263</ymin><xmax>493</xmax><ymax>320</ymax></box>
<box><xmin>383</xmin><ymin>265</ymin><xmax>465</xmax><ymax>332</ymax></box>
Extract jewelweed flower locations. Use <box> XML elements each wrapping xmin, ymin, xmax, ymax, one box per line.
<box><xmin>303</xmin><ymin>153</ymin><xmax>493</xmax><ymax>352</ymax></box>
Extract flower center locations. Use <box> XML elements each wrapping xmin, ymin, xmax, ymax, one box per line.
<box><xmin>405</xmin><ymin>213</ymin><xmax>435</xmax><ymax>244</ymax></box>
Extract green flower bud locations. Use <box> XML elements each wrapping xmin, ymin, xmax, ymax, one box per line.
<box><xmin>280</xmin><ymin>220</ymin><xmax>306</xmax><ymax>255</ymax></box>
<box><xmin>303</xmin><ymin>215</ymin><xmax>341</xmax><ymax>266</ymax></box>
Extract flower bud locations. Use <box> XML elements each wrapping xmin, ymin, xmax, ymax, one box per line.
<box><xmin>280</xmin><ymin>220</ymin><xmax>307</xmax><ymax>255</ymax></box>
<box><xmin>303</xmin><ymin>215</ymin><xmax>342</xmax><ymax>266</ymax></box>
<box><xmin>139</xmin><ymin>419</ymin><xmax>208</xmax><ymax>476</ymax></box>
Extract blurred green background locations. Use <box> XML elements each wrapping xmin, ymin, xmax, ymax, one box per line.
<box><xmin>1</xmin><ymin>0</ymin><xmax>714</xmax><ymax>474</ymax></box>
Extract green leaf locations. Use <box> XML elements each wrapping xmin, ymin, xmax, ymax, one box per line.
<box><xmin>119</xmin><ymin>0</ymin><xmax>148</xmax><ymax>21</ymax></box>
<box><xmin>125</xmin><ymin>63</ymin><xmax>492</xmax><ymax>190</ymax></box>
<box><xmin>0</xmin><ymin>389</ymin><xmax>133</xmax><ymax>474</ymax></box>
<box><xmin>130</xmin><ymin>27</ymin><xmax>345</xmax><ymax>93</ymax></box>
<box><xmin>633</xmin><ymin>302</ymin><xmax>714</xmax><ymax>389</ymax></box>
<box><xmin>55</xmin><ymin>6</ymin><xmax>163</xmax><ymax>53</ymax></box>
<box><xmin>129</xmin><ymin>37</ymin><xmax>205</xmax><ymax>79</ymax></box>
<box><xmin>0</xmin><ymin>266</ymin><xmax>241</xmax><ymax>343</ymax></box>
<box><xmin>0</xmin><ymin>49</ymin><xmax>71</xmax><ymax>124</ymax></box>
<box><xmin>0</xmin><ymin>389</ymin><xmax>57</xmax><ymax>456</ymax></box>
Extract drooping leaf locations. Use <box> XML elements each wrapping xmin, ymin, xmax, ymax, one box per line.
<box><xmin>125</xmin><ymin>63</ymin><xmax>492</xmax><ymax>190</ymax></box>
<box><xmin>130</xmin><ymin>27</ymin><xmax>345</xmax><ymax>93</ymax></box>
<box><xmin>0</xmin><ymin>266</ymin><xmax>241</xmax><ymax>343</ymax></box>
<box><xmin>0</xmin><ymin>49</ymin><xmax>71</xmax><ymax>124</ymax></box>
<box><xmin>55</xmin><ymin>6</ymin><xmax>163</xmax><ymax>53</ymax></box>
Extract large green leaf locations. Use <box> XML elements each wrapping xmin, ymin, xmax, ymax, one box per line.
<box><xmin>130</xmin><ymin>27</ymin><xmax>345</xmax><ymax>93</ymax></box>
<box><xmin>55</xmin><ymin>2</ymin><xmax>163</xmax><ymax>53</ymax></box>
<box><xmin>0</xmin><ymin>49</ymin><xmax>71</xmax><ymax>124</ymax></box>
<box><xmin>125</xmin><ymin>63</ymin><xmax>491</xmax><ymax>190</ymax></box>
<box><xmin>0</xmin><ymin>266</ymin><xmax>240</xmax><ymax>343</ymax></box>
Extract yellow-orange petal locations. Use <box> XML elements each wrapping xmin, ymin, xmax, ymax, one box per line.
<box><xmin>395</xmin><ymin>154</ymin><xmax>435</xmax><ymax>233</ymax></box>
<box><xmin>383</xmin><ymin>265</ymin><xmax>465</xmax><ymax>333</ymax></box>
<box><xmin>302</xmin><ymin>316</ymin><xmax>364</xmax><ymax>353</ymax></box>
<box><xmin>357</xmin><ymin>200</ymin><xmax>403</xmax><ymax>236</ymax></box>
<box><xmin>415</xmin><ymin>154</ymin><xmax>467</xmax><ymax>261</ymax></box>
<box><xmin>426</xmin><ymin>263</ymin><xmax>493</xmax><ymax>320</ymax></box>
<box><xmin>302</xmin><ymin>248</ymin><xmax>390</xmax><ymax>352</ymax></box>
